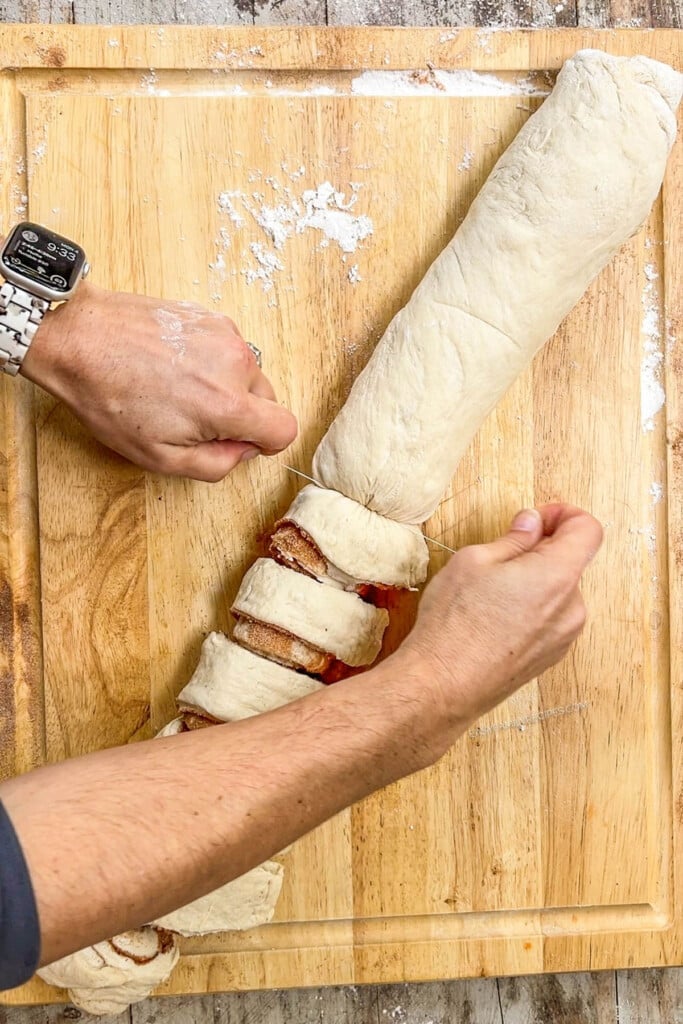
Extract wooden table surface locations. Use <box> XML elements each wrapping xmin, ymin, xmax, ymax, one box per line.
<box><xmin>1</xmin><ymin>1</ymin><xmax>682</xmax><ymax>1023</ymax></box>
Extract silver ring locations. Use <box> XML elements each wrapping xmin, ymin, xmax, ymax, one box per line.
<box><xmin>246</xmin><ymin>342</ymin><xmax>262</xmax><ymax>367</ymax></box>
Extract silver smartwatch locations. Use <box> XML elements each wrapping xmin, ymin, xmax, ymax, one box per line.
<box><xmin>0</xmin><ymin>222</ymin><xmax>89</xmax><ymax>376</ymax></box>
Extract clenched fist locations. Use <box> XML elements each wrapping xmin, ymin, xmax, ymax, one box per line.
<box><xmin>394</xmin><ymin>503</ymin><xmax>603</xmax><ymax>753</ymax></box>
<box><xmin>21</xmin><ymin>282</ymin><xmax>298</xmax><ymax>481</ymax></box>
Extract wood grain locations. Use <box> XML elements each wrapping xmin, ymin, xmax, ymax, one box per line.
<box><xmin>0</xmin><ymin>1006</ymin><xmax>128</xmax><ymax>1023</ymax></box>
<box><xmin>617</xmin><ymin>968</ymin><xmax>683</xmax><ymax>1023</ymax></box>
<box><xmin>0</xmin><ymin>72</ymin><xmax>44</xmax><ymax>783</ymax></box>
<box><xmin>498</xmin><ymin>972</ymin><xmax>618</xmax><ymax>1023</ymax></box>
<box><xmin>0</xmin><ymin>21</ymin><xmax>682</xmax><ymax>1017</ymax></box>
<box><xmin>3</xmin><ymin>0</ymin><xmax>681</xmax><ymax>27</ymax></box>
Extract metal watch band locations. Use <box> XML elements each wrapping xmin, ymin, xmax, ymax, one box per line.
<box><xmin>0</xmin><ymin>282</ymin><xmax>50</xmax><ymax>376</ymax></box>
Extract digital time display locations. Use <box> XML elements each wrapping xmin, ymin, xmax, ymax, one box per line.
<box><xmin>2</xmin><ymin>222</ymin><xmax>86</xmax><ymax>295</ymax></box>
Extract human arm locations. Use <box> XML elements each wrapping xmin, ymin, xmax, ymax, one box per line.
<box><xmin>0</xmin><ymin>503</ymin><xmax>601</xmax><ymax>969</ymax></box>
<box><xmin>19</xmin><ymin>282</ymin><xmax>298</xmax><ymax>481</ymax></box>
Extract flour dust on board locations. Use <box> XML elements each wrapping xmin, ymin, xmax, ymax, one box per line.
<box><xmin>213</xmin><ymin>172</ymin><xmax>374</xmax><ymax>305</ymax></box>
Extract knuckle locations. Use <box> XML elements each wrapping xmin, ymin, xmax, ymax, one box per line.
<box><xmin>231</xmin><ymin>338</ymin><xmax>253</xmax><ymax>371</ymax></box>
<box><xmin>549</xmin><ymin>562</ymin><xmax>578</xmax><ymax>594</ymax></box>
<box><xmin>569</xmin><ymin>600</ymin><xmax>587</xmax><ymax>634</ymax></box>
<box><xmin>454</xmin><ymin>544</ymin><xmax>486</xmax><ymax>571</ymax></box>
<box><xmin>224</xmin><ymin>316</ymin><xmax>242</xmax><ymax>337</ymax></box>
<box><xmin>151</xmin><ymin>447</ymin><xmax>182</xmax><ymax>477</ymax></box>
<box><xmin>558</xmin><ymin>599</ymin><xmax>586</xmax><ymax>641</ymax></box>
<box><xmin>205</xmin><ymin>387</ymin><xmax>246</xmax><ymax>428</ymax></box>
<box><xmin>280</xmin><ymin>411</ymin><xmax>298</xmax><ymax>446</ymax></box>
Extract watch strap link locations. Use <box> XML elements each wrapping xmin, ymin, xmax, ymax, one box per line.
<box><xmin>0</xmin><ymin>283</ymin><xmax>49</xmax><ymax>376</ymax></box>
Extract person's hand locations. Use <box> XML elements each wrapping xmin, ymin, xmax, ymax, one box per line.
<box><xmin>393</xmin><ymin>503</ymin><xmax>603</xmax><ymax>753</ymax></box>
<box><xmin>20</xmin><ymin>282</ymin><xmax>298</xmax><ymax>481</ymax></box>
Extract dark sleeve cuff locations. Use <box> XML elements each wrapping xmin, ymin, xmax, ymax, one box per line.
<box><xmin>0</xmin><ymin>799</ymin><xmax>41</xmax><ymax>989</ymax></box>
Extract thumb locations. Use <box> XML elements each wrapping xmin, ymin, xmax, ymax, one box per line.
<box><xmin>481</xmin><ymin>508</ymin><xmax>544</xmax><ymax>563</ymax></box>
<box><xmin>165</xmin><ymin>439</ymin><xmax>260</xmax><ymax>482</ymax></box>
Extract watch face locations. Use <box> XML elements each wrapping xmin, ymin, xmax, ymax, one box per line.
<box><xmin>2</xmin><ymin>222</ymin><xmax>86</xmax><ymax>295</ymax></box>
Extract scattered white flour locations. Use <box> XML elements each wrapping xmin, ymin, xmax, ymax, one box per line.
<box><xmin>299</xmin><ymin>182</ymin><xmax>373</xmax><ymax>253</ymax></box>
<box><xmin>477</xmin><ymin>28</ymin><xmax>495</xmax><ymax>53</ymax></box>
<box><xmin>348</xmin><ymin>264</ymin><xmax>361</xmax><ymax>284</ymax></box>
<box><xmin>351</xmin><ymin>69</ymin><xmax>548</xmax><ymax>98</ymax></box>
<box><xmin>555</xmin><ymin>3</ymin><xmax>565</xmax><ymax>11</ymax></box>
<box><xmin>32</xmin><ymin>142</ymin><xmax>47</xmax><ymax>164</ymax></box>
<box><xmin>13</xmin><ymin>187</ymin><xmax>27</xmax><ymax>216</ymax></box>
<box><xmin>217</xmin><ymin>178</ymin><xmax>374</xmax><ymax>296</ymax></box>
<box><xmin>244</xmin><ymin>241</ymin><xmax>284</xmax><ymax>291</ymax></box>
<box><xmin>209</xmin><ymin>252</ymin><xmax>226</xmax><ymax>273</ymax></box>
<box><xmin>108</xmin><ymin>38</ymin><xmax>120</xmax><ymax>47</ymax></box>
<box><xmin>650</xmin><ymin>482</ymin><xmax>664</xmax><ymax>505</ymax></box>
<box><xmin>629</xmin><ymin>525</ymin><xmax>657</xmax><ymax>554</ymax></box>
<box><xmin>457</xmin><ymin>149</ymin><xmax>474</xmax><ymax>172</ymax></box>
<box><xmin>469</xmin><ymin>702</ymin><xmax>589</xmax><ymax>738</ymax></box>
<box><xmin>282</xmin><ymin>163</ymin><xmax>306</xmax><ymax>180</ymax></box>
<box><xmin>439</xmin><ymin>30</ymin><xmax>458</xmax><ymax>42</ymax></box>
<box><xmin>641</xmin><ymin>262</ymin><xmax>665</xmax><ymax>433</ymax></box>
<box><xmin>154</xmin><ymin>308</ymin><xmax>186</xmax><ymax>361</ymax></box>
<box><xmin>218</xmin><ymin>191</ymin><xmax>246</xmax><ymax>228</ymax></box>
<box><xmin>255</xmin><ymin>200</ymin><xmax>299</xmax><ymax>249</ymax></box>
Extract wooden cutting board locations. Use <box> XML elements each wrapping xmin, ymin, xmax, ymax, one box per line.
<box><xmin>1</xmin><ymin>25</ymin><xmax>682</xmax><ymax>1004</ymax></box>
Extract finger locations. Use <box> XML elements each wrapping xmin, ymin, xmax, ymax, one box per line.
<box><xmin>478</xmin><ymin>508</ymin><xmax>545</xmax><ymax>564</ymax></box>
<box><xmin>535</xmin><ymin>504</ymin><xmax>604</xmax><ymax>576</ymax></box>
<box><xmin>249</xmin><ymin>368</ymin><xmax>277</xmax><ymax>403</ymax></box>
<box><xmin>216</xmin><ymin>393</ymin><xmax>298</xmax><ymax>453</ymax></box>
<box><xmin>165</xmin><ymin>440</ymin><xmax>260</xmax><ymax>483</ymax></box>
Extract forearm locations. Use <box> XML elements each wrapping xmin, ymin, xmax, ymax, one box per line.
<box><xmin>0</xmin><ymin>655</ymin><xmax>458</xmax><ymax>966</ymax></box>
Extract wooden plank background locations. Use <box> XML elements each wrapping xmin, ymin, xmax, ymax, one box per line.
<box><xmin>0</xmin><ymin>2</ymin><xmax>682</xmax><ymax>1024</ymax></box>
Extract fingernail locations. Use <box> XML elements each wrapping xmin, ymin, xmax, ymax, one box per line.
<box><xmin>240</xmin><ymin>448</ymin><xmax>260</xmax><ymax>463</ymax></box>
<box><xmin>511</xmin><ymin>508</ymin><xmax>541</xmax><ymax>532</ymax></box>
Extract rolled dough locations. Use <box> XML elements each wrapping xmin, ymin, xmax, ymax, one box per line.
<box><xmin>313</xmin><ymin>50</ymin><xmax>683</xmax><ymax>523</ymax></box>
<box><xmin>232</xmin><ymin>558</ymin><xmax>389</xmax><ymax>667</ymax></box>
<box><xmin>178</xmin><ymin>632</ymin><xmax>324</xmax><ymax>721</ymax></box>
<box><xmin>152</xmin><ymin>860</ymin><xmax>284</xmax><ymax>936</ymax></box>
<box><xmin>37</xmin><ymin>927</ymin><xmax>179</xmax><ymax>1016</ymax></box>
<box><xmin>272</xmin><ymin>484</ymin><xmax>429</xmax><ymax>589</ymax></box>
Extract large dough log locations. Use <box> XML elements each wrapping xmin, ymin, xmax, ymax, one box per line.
<box><xmin>313</xmin><ymin>50</ymin><xmax>683</xmax><ymax>524</ymax></box>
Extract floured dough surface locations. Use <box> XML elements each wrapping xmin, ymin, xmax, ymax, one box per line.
<box><xmin>273</xmin><ymin>485</ymin><xmax>429</xmax><ymax>589</ymax></box>
<box><xmin>152</xmin><ymin>860</ymin><xmax>284</xmax><ymax>936</ymax></box>
<box><xmin>232</xmin><ymin>558</ymin><xmax>389</xmax><ymax>667</ymax></box>
<box><xmin>178</xmin><ymin>632</ymin><xmax>324</xmax><ymax>721</ymax></box>
<box><xmin>38</xmin><ymin>927</ymin><xmax>179</xmax><ymax>1016</ymax></box>
<box><xmin>313</xmin><ymin>50</ymin><xmax>683</xmax><ymax>523</ymax></box>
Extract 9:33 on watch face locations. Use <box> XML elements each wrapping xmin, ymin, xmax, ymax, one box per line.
<box><xmin>2</xmin><ymin>222</ymin><xmax>86</xmax><ymax>294</ymax></box>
